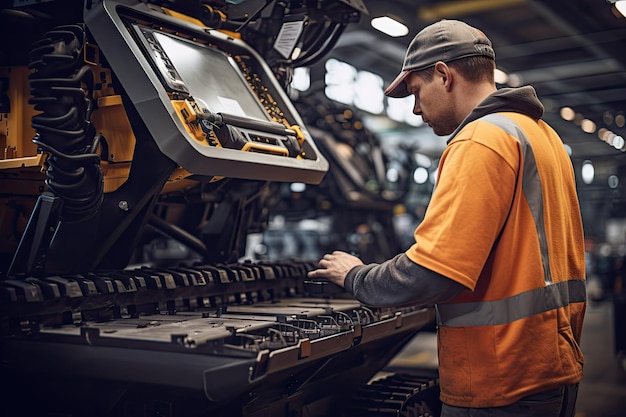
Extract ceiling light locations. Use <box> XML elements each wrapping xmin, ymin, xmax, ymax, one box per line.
<box><xmin>387</xmin><ymin>167</ymin><xmax>400</xmax><ymax>183</ymax></box>
<box><xmin>507</xmin><ymin>73</ymin><xmax>522</xmax><ymax>87</ymax></box>
<box><xmin>290</xmin><ymin>182</ymin><xmax>306</xmax><ymax>193</ymax></box>
<box><xmin>371</xmin><ymin>16</ymin><xmax>409</xmax><ymax>37</ymax></box>
<box><xmin>598</xmin><ymin>127</ymin><xmax>609</xmax><ymax>139</ymax></box>
<box><xmin>606</xmin><ymin>132</ymin><xmax>616</xmax><ymax>146</ymax></box>
<box><xmin>614</xmin><ymin>0</ymin><xmax>626</xmax><ymax>18</ymax></box>
<box><xmin>560</xmin><ymin>107</ymin><xmax>575</xmax><ymax>121</ymax></box>
<box><xmin>600</xmin><ymin>129</ymin><xmax>614</xmax><ymax>143</ymax></box>
<box><xmin>581</xmin><ymin>119</ymin><xmax>596</xmax><ymax>133</ymax></box>
<box><xmin>582</xmin><ymin>160</ymin><xmax>594</xmax><ymax>185</ymax></box>
<box><xmin>494</xmin><ymin>68</ymin><xmax>509</xmax><ymax>85</ymax></box>
<box><xmin>413</xmin><ymin>167</ymin><xmax>429</xmax><ymax>184</ymax></box>
<box><xmin>563</xmin><ymin>143</ymin><xmax>572</xmax><ymax>156</ymax></box>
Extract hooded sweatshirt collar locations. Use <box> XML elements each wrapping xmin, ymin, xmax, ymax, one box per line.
<box><xmin>447</xmin><ymin>86</ymin><xmax>544</xmax><ymax>143</ymax></box>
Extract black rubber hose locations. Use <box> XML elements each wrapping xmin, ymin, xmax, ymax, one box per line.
<box><xmin>27</xmin><ymin>24</ymin><xmax>103</xmax><ymax>222</ymax></box>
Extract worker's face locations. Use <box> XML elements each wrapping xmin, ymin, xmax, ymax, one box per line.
<box><xmin>406</xmin><ymin>69</ymin><xmax>457</xmax><ymax>136</ymax></box>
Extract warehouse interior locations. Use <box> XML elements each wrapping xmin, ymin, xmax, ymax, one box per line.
<box><xmin>320</xmin><ymin>0</ymin><xmax>626</xmax><ymax>235</ymax></box>
<box><xmin>0</xmin><ymin>0</ymin><xmax>625</xmax><ymax>416</ymax></box>
<box><xmin>314</xmin><ymin>1</ymin><xmax>626</xmax><ymax>416</ymax></box>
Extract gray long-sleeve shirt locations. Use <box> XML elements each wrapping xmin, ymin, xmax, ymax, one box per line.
<box><xmin>344</xmin><ymin>254</ymin><xmax>466</xmax><ymax>307</ymax></box>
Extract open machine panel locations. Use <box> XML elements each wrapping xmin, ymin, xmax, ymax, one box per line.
<box><xmin>85</xmin><ymin>0</ymin><xmax>328</xmax><ymax>183</ymax></box>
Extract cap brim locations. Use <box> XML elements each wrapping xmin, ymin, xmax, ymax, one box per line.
<box><xmin>384</xmin><ymin>71</ymin><xmax>411</xmax><ymax>98</ymax></box>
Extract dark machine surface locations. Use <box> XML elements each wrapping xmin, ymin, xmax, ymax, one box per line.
<box><xmin>0</xmin><ymin>1</ymin><xmax>437</xmax><ymax>416</ymax></box>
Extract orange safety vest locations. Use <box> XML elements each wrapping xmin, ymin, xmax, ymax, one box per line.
<box><xmin>405</xmin><ymin>112</ymin><xmax>586</xmax><ymax>408</ymax></box>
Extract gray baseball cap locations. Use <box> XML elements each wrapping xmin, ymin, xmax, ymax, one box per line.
<box><xmin>384</xmin><ymin>19</ymin><xmax>495</xmax><ymax>98</ymax></box>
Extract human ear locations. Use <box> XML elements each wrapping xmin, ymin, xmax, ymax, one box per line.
<box><xmin>434</xmin><ymin>61</ymin><xmax>449</xmax><ymax>84</ymax></box>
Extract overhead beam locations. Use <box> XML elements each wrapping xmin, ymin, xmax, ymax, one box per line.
<box><xmin>417</xmin><ymin>0</ymin><xmax>528</xmax><ymax>21</ymax></box>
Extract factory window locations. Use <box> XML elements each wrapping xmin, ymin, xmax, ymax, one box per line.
<box><xmin>291</xmin><ymin>67</ymin><xmax>310</xmax><ymax>92</ymax></box>
<box><xmin>413</xmin><ymin>166</ymin><xmax>429</xmax><ymax>184</ymax></box>
<box><xmin>325</xmin><ymin>58</ymin><xmax>358</xmax><ymax>105</ymax></box>
<box><xmin>323</xmin><ymin>58</ymin><xmax>422</xmax><ymax>126</ymax></box>
<box><xmin>387</xmin><ymin>95</ymin><xmax>424</xmax><ymax>127</ymax></box>
<box><xmin>354</xmin><ymin>71</ymin><xmax>385</xmax><ymax>114</ymax></box>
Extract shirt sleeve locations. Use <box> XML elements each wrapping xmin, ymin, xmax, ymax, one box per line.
<box><xmin>344</xmin><ymin>253</ymin><xmax>466</xmax><ymax>307</ymax></box>
<box><xmin>405</xmin><ymin>125</ymin><xmax>518</xmax><ymax>291</ymax></box>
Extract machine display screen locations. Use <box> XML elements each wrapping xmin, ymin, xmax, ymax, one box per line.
<box><xmin>135</xmin><ymin>25</ymin><xmax>271</xmax><ymax>122</ymax></box>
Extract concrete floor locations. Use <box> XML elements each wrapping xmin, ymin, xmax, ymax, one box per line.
<box><xmin>576</xmin><ymin>300</ymin><xmax>626</xmax><ymax>417</ymax></box>
<box><xmin>386</xmin><ymin>300</ymin><xmax>626</xmax><ymax>416</ymax></box>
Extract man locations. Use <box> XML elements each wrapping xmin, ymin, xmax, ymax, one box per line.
<box><xmin>307</xmin><ymin>19</ymin><xmax>586</xmax><ymax>417</ymax></box>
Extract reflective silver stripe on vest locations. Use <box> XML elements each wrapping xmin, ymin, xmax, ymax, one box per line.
<box><xmin>436</xmin><ymin>114</ymin><xmax>586</xmax><ymax>328</ymax></box>
<box><xmin>436</xmin><ymin>279</ymin><xmax>586</xmax><ymax>327</ymax></box>
<box><xmin>481</xmin><ymin>114</ymin><xmax>553</xmax><ymax>284</ymax></box>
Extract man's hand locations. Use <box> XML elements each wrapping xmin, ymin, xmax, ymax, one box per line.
<box><xmin>307</xmin><ymin>251</ymin><xmax>364</xmax><ymax>287</ymax></box>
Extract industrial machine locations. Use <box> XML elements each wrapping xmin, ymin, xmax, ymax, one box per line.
<box><xmin>0</xmin><ymin>1</ymin><xmax>438</xmax><ymax>416</ymax></box>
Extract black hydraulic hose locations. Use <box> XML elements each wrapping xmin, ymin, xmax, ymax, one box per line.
<box><xmin>27</xmin><ymin>24</ymin><xmax>103</xmax><ymax>222</ymax></box>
